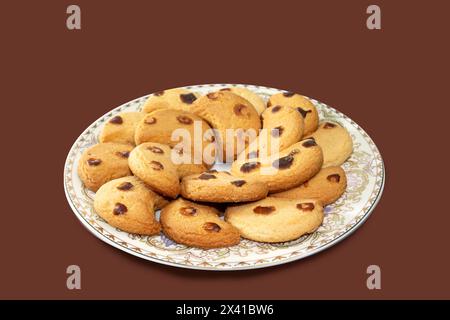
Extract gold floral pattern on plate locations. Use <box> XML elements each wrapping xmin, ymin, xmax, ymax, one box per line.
<box><xmin>63</xmin><ymin>84</ymin><xmax>385</xmax><ymax>271</ymax></box>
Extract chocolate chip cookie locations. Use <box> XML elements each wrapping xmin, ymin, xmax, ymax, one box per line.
<box><xmin>305</xmin><ymin>122</ymin><xmax>353</xmax><ymax>167</ymax></box>
<box><xmin>268</xmin><ymin>91</ymin><xmax>319</xmax><ymax>136</ymax></box>
<box><xmin>225</xmin><ymin>197</ymin><xmax>323</xmax><ymax>243</ymax></box>
<box><xmin>134</xmin><ymin>109</ymin><xmax>215</xmax><ymax>164</ymax></box>
<box><xmin>94</xmin><ymin>176</ymin><xmax>161</xmax><ymax>235</ymax></box>
<box><xmin>241</xmin><ymin>104</ymin><xmax>304</xmax><ymax>159</ymax></box>
<box><xmin>220</xmin><ymin>87</ymin><xmax>266</xmax><ymax>114</ymax></box>
<box><xmin>181</xmin><ymin>171</ymin><xmax>269</xmax><ymax>203</ymax></box>
<box><xmin>78</xmin><ymin>142</ymin><xmax>133</xmax><ymax>191</ymax></box>
<box><xmin>128</xmin><ymin>142</ymin><xmax>180</xmax><ymax>198</ymax></box>
<box><xmin>99</xmin><ymin>112</ymin><xmax>145</xmax><ymax>145</ymax></box>
<box><xmin>141</xmin><ymin>88</ymin><xmax>200</xmax><ymax>113</ymax></box>
<box><xmin>231</xmin><ymin>139</ymin><xmax>323</xmax><ymax>193</ymax></box>
<box><xmin>191</xmin><ymin>90</ymin><xmax>261</xmax><ymax>161</ymax></box>
<box><xmin>272</xmin><ymin>166</ymin><xmax>347</xmax><ymax>205</ymax></box>
<box><xmin>160</xmin><ymin>198</ymin><xmax>240</xmax><ymax>248</ymax></box>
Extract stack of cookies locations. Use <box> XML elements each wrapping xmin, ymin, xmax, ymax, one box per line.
<box><xmin>78</xmin><ymin>86</ymin><xmax>353</xmax><ymax>249</ymax></box>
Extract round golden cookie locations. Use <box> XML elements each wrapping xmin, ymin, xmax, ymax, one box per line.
<box><xmin>134</xmin><ymin>109</ymin><xmax>215</xmax><ymax>162</ymax></box>
<box><xmin>225</xmin><ymin>197</ymin><xmax>323</xmax><ymax>243</ymax></box>
<box><xmin>191</xmin><ymin>90</ymin><xmax>261</xmax><ymax>161</ymax></box>
<box><xmin>272</xmin><ymin>166</ymin><xmax>347</xmax><ymax>205</ymax></box>
<box><xmin>128</xmin><ymin>142</ymin><xmax>180</xmax><ymax>198</ymax></box>
<box><xmin>305</xmin><ymin>122</ymin><xmax>353</xmax><ymax>167</ymax></box>
<box><xmin>231</xmin><ymin>139</ymin><xmax>323</xmax><ymax>193</ymax></box>
<box><xmin>220</xmin><ymin>87</ymin><xmax>266</xmax><ymax>114</ymax></box>
<box><xmin>77</xmin><ymin>142</ymin><xmax>133</xmax><ymax>191</ymax></box>
<box><xmin>141</xmin><ymin>88</ymin><xmax>200</xmax><ymax>113</ymax></box>
<box><xmin>181</xmin><ymin>170</ymin><xmax>269</xmax><ymax>203</ymax></box>
<box><xmin>241</xmin><ymin>104</ymin><xmax>304</xmax><ymax>160</ymax></box>
<box><xmin>99</xmin><ymin>112</ymin><xmax>145</xmax><ymax>145</ymax></box>
<box><xmin>268</xmin><ymin>91</ymin><xmax>319</xmax><ymax>136</ymax></box>
<box><xmin>160</xmin><ymin>198</ymin><xmax>241</xmax><ymax>249</ymax></box>
<box><xmin>94</xmin><ymin>176</ymin><xmax>161</xmax><ymax>235</ymax></box>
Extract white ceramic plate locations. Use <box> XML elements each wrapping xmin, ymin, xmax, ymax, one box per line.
<box><xmin>64</xmin><ymin>84</ymin><xmax>385</xmax><ymax>271</ymax></box>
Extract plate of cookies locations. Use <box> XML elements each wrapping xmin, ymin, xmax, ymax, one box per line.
<box><xmin>64</xmin><ymin>84</ymin><xmax>384</xmax><ymax>270</ymax></box>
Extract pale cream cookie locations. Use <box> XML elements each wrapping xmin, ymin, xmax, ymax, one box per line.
<box><xmin>305</xmin><ymin>122</ymin><xmax>353</xmax><ymax>167</ymax></box>
<box><xmin>225</xmin><ymin>197</ymin><xmax>324</xmax><ymax>243</ymax></box>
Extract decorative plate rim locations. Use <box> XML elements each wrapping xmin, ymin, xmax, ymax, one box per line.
<box><xmin>63</xmin><ymin>83</ymin><xmax>385</xmax><ymax>271</ymax></box>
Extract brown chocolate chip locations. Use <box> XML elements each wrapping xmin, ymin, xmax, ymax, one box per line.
<box><xmin>297</xmin><ymin>107</ymin><xmax>312</xmax><ymax>118</ymax></box>
<box><xmin>231</xmin><ymin>180</ymin><xmax>246</xmax><ymax>187</ymax></box>
<box><xmin>150</xmin><ymin>161</ymin><xmax>164</xmax><ymax>171</ymax></box>
<box><xmin>179</xmin><ymin>93</ymin><xmax>197</xmax><ymax>104</ymax></box>
<box><xmin>302</xmin><ymin>139</ymin><xmax>317</xmax><ymax>148</ymax></box>
<box><xmin>220</xmin><ymin>88</ymin><xmax>231</xmax><ymax>91</ymax></box>
<box><xmin>203</xmin><ymin>222</ymin><xmax>221</xmax><ymax>232</ymax></box>
<box><xmin>117</xmin><ymin>182</ymin><xmax>133</xmax><ymax>191</ymax></box>
<box><xmin>145</xmin><ymin>117</ymin><xmax>157</xmax><ymax>124</ymax></box>
<box><xmin>176</xmin><ymin>115</ymin><xmax>193</xmax><ymax>125</ymax></box>
<box><xmin>323</xmin><ymin>122</ymin><xmax>337</xmax><ymax>129</ymax></box>
<box><xmin>327</xmin><ymin>174</ymin><xmax>341</xmax><ymax>183</ymax></box>
<box><xmin>283</xmin><ymin>91</ymin><xmax>295</xmax><ymax>97</ymax></box>
<box><xmin>272</xmin><ymin>155</ymin><xmax>294</xmax><ymax>169</ymax></box>
<box><xmin>116</xmin><ymin>151</ymin><xmax>130</xmax><ymax>158</ymax></box>
<box><xmin>240</xmin><ymin>162</ymin><xmax>261</xmax><ymax>173</ymax></box>
<box><xmin>113</xmin><ymin>203</ymin><xmax>128</xmax><ymax>215</ymax></box>
<box><xmin>180</xmin><ymin>206</ymin><xmax>197</xmax><ymax>216</ymax></box>
<box><xmin>296</xmin><ymin>203</ymin><xmax>315</xmax><ymax>211</ymax></box>
<box><xmin>109</xmin><ymin>116</ymin><xmax>123</xmax><ymax>124</ymax></box>
<box><xmin>87</xmin><ymin>158</ymin><xmax>101</xmax><ymax>166</ymax></box>
<box><xmin>198</xmin><ymin>173</ymin><xmax>217</xmax><ymax>180</ymax></box>
<box><xmin>233</xmin><ymin>104</ymin><xmax>248</xmax><ymax>116</ymax></box>
<box><xmin>253</xmin><ymin>206</ymin><xmax>276</xmax><ymax>214</ymax></box>
<box><xmin>153</xmin><ymin>91</ymin><xmax>164</xmax><ymax>96</ymax></box>
<box><xmin>271</xmin><ymin>126</ymin><xmax>284</xmax><ymax>138</ymax></box>
<box><xmin>147</xmin><ymin>146</ymin><xmax>164</xmax><ymax>154</ymax></box>
<box><xmin>206</xmin><ymin>169</ymin><xmax>218</xmax><ymax>173</ymax></box>
<box><xmin>207</xmin><ymin>92</ymin><xmax>219</xmax><ymax>99</ymax></box>
<box><xmin>271</xmin><ymin>105</ymin><xmax>282</xmax><ymax>113</ymax></box>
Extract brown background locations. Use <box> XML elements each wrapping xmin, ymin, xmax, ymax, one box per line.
<box><xmin>1</xmin><ymin>0</ymin><xmax>449</xmax><ymax>299</ymax></box>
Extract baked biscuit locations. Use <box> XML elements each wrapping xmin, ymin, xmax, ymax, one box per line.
<box><xmin>94</xmin><ymin>176</ymin><xmax>161</xmax><ymax>235</ymax></box>
<box><xmin>305</xmin><ymin>122</ymin><xmax>353</xmax><ymax>167</ymax></box>
<box><xmin>268</xmin><ymin>91</ymin><xmax>319</xmax><ymax>136</ymax></box>
<box><xmin>141</xmin><ymin>88</ymin><xmax>200</xmax><ymax>113</ymax></box>
<box><xmin>134</xmin><ymin>109</ymin><xmax>215</xmax><ymax>162</ymax></box>
<box><xmin>220</xmin><ymin>87</ymin><xmax>266</xmax><ymax>114</ymax></box>
<box><xmin>128</xmin><ymin>142</ymin><xmax>180</xmax><ymax>198</ymax></box>
<box><xmin>77</xmin><ymin>142</ymin><xmax>133</xmax><ymax>191</ymax></box>
<box><xmin>272</xmin><ymin>166</ymin><xmax>347</xmax><ymax>205</ymax></box>
<box><xmin>231</xmin><ymin>139</ymin><xmax>323</xmax><ymax>193</ymax></box>
<box><xmin>181</xmin><ymin>170</ymin><xmax>268</xmax><ymax>203</ymax></box>
<box><xmin>99</xmin><ymin>112</ymin><xmax>145</xmax><ymax>145</ymax></box>
<box><xmin>241</xmin><ymin>104</ymin><xmax>304</xmax><ymax>159</ymax></box>
<box><xmin>225</xmin><ymin>197</ymin><xmax>323</xmax><ymax>243</ymax></box>
<box><xmin>161</xmin><ymin>198</ymin><xmax>240</xmax><ymax>249</ymax></box>
<box><xmin>191</xmin><ymin>90</ymin><xmax>261</xmax><ymax>161</ymax></box>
